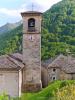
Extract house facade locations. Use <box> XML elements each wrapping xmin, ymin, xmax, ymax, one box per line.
<box><xmin>0</xmin><ymin>53</ymin><xmax>24</xmax><ymax>97</ymax></box>
<box><xmin>41</xmin><ymin>54</ymin><xmax>75</xmax><ymax>87</ymax></box>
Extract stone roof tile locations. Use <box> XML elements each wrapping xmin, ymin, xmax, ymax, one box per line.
<box><xmin>48</xmin><ymin>54</ymin><xmax>75</xmax><ymax>74</ymax></box>
<box><xmin>0</xmin><ymin>53</ymin><xmax>24</xmax><ymax>70</ymax></box>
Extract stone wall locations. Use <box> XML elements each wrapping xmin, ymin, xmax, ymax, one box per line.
<box><xmin>41</xmin><ymin>66</ymin><xmax>48</xmax><ymax>87</ymax></box>
<box><xmin>47</xmin><ymin>67</ymin><xmax>75</xmax><ymax>83</ymax></box>
<box><xmin>22</xmin><ymin>16</ymin><xmax>42</xmax><ymax>33</ymax></box>
<box><xmin>22</xmin><ymin>12</ymin><xmax>42</xmax><ymax>92</ymax></box>
<box><xmin>22</xmin><ymin>33</ymin><xmax>42</xmax><ymax>92</ymax></box>
<box><xmin>22</xmin><ymin>83</ymin><xmax>42</xmax><ymax>92</ymax></box>
<box><xmin>47</xmin><ymin>68</ymin><xmax>61</xmax><ymax>82</ymax></box>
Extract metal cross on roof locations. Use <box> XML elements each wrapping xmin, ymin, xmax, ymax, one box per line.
<box><xmin>32</xmin><ymin>3</ymin><xmax>34</xmax><ymax>11</ymax></box>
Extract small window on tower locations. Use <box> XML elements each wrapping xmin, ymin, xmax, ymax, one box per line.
<box><xmin>28</xmin><ymin>35</ymin><xmax>34</xmax><ymax>41</ymax></box>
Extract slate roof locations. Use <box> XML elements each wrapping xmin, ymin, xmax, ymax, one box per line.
<box><xmin>9</xmin><ymin>53</ymin><xmax>23</xmax><ymax>62</ymax></box>
<box><xmin>48</xmin><ymin>54</ymin><xmax>75</xmax><ymax>74</ymax></box>
<box><xmin>0</xmin><ymin>53</ymin><xmax>24</xmax><ymax>71</ymax></box>
<box><xmin>41</xmin><ymin>59</ymin><xmax>53</xmax><ymax>68</ymax></box>
<box><xmin>21</xmin><ymin>11</ymin><xmax>42</xmax><ymax>14</ymax></box>
<box><xmin>21</xmin><ymin>11</ymin><xmax>42</xmax><ymax>17</ymax></box>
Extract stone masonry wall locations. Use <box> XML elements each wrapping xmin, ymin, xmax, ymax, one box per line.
<box><xmin>22</xmin><ymin>33</ymin><xmax>42</xmax><ymax>92</ymax></box>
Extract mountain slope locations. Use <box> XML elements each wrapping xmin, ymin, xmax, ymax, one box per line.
<box><xmin>0</xmin><ymin>21</ymin><xmax>22</xmax><ymax>34</ymax></box>
<box><xmin>0</xmin><ymin>24</ymin><xmax>22</xmax><ymax>55</ymax></box>
<box><xmin>42</xmin><ymin>0</ymin><xmax>75</xmax><ymax>59</ymax></box>
<box><xmin>43</xmin><ymin>0</ymin><xmax>75</xmax><ymax>36</ymax></box>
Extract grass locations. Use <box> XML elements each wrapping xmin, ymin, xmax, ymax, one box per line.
<box><xmin>55</xmin><ymin>84</ymin><xmax>75</xmax><ymax>100</ymax></box>
<box><xmin>20</xmin><ymin>80</ymin><xmax>75</xmax><ymax>100</ymax></box>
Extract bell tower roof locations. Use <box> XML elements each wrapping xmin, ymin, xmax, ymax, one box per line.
<box><xmin>21</xmin><ymin>11</ymin><xmax>42</xmax><ymax>17</ymax></box>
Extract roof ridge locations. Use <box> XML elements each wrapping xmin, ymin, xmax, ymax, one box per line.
<box><xmin>8</xmin><ymin>54</ymin><xmax>22</xmax><ymax>62</ymax></box>
<box><xmin>7</xmin><ymin>56</ymin><xmax>21</xmax><ymax>69</ymax></box>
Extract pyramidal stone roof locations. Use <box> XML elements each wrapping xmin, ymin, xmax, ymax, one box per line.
<box><xmin>21</xmin><ymin>11</ymin><xmax>42</xmax><ymax>14</ymax></box>
<box><xmin>21</xmin><ymin>11</ymin><xmax>42</xmax><ymax>17</ymax></box>
<box><xmin>0</xmin><ymin>53</ymin><xmax>24</xmax><ymax>71</ymax></box>
<box><xmin>48</xmin><ymin>54</ymin><xmax>75</xmax><ymax>74</ymax></box>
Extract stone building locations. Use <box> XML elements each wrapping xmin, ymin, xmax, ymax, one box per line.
<box><xmin>21</xmin><ymin>11</ymin><xmax>42</xmax><ymax>92</ymax></box>
<box><xmin>0</xmin><ymin>53</ymin><xmax>24</xmax><ymax>97</ymax></box>
<box><xmin>41</xmin><ymin>54</ymin><xmax>75</xmax><ymax>87</ymax></box>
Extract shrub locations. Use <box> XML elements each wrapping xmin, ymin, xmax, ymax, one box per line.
<box><xmin>59</xmin><ymin>80</ymin><xmax>70</xmax><ymax>88</ymax></box>
<box><xmin>55</xmin><ymin>84</ymin><xmax>75</xmax><ymax>100</ymax></box>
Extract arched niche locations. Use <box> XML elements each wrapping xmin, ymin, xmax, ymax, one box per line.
<box><xmin>28</xmin><ymin>18</ymin><xmax>35</xmax><ymax>32</ymax></box>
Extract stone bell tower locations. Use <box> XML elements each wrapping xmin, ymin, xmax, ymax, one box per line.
<box><xmin>21</xmin><ymin>11</ymin><xmax>42</xmax><ymax>92</ymax></box>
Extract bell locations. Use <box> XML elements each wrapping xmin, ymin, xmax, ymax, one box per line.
<box><xmin>30</xmin><ymin>22</ymin><xmax>34</xmax><ymax>27</ymax></box>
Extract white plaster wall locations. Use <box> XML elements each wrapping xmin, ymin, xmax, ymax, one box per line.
<box><xmin>0</xmin><ymin>71</ymin><xmax>19</xmax><ymax>97</ymax></box>
<box><xmin>19</xmin><ymin>70</ymin><xmax>22</xmax><ymax>97</ymax></box>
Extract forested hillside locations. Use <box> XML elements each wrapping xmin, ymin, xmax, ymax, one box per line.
<box><xmin>0</xmin><ymin>0</ymin><xmax>75</xmax><ymax>60</ymax></box>
<box><xmin>0</xmin><ymin>25</ymin><xmax>22</xmax><ymax>55</ymax></box>
<box><xmin>0</xmin><ymin>21</ymin><xmax>22</xmax><ymax>34</ymax></box>
<box><xmin>42</xmin><ymin>0</ymin><xmax>75</xmax><ymax>60</ymax></box>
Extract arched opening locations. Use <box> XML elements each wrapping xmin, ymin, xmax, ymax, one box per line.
<box><xmin>28</xmin><ymin>18</ymin><xmax>35</xmax><ymax>32</ymax></box>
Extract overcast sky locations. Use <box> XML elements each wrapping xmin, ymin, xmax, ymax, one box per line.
<box><xmin>0</xmin><ymin>0</ymin><xmax>62</xmax><ymax>26</ymax></box>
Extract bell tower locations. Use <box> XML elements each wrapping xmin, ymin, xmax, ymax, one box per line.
<box><xmin>21</xmin><ymin>11</ymin><xmax>42</xmax><ymax>92</ymax></box>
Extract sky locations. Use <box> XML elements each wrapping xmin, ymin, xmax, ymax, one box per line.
<box><xmin>0</xmin><ymin>0</ymin><xmax>62</xmax><ymax>26</ymax></box>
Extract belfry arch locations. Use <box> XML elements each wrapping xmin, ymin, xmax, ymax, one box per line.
<box><xmin>28</xmin><ymin>18</ymin><xmax>35</xmax><ymax>32</ymax></box>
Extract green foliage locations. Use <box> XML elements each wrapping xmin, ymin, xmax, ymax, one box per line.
<box><xmin>43</xmin><ymin>0</ymin><xmax>75</xmax><ymax>36</ymax></box>
<box><xmin>42</xmin><ymin>0</ymin><xmax>75</xmax><ymax>60</ymax></box>
<box><xmin>41</xmin><ymin>28</ymin><xmax>75</xmax><ymax>60</ymax></box>
<box><xmin>0</xmin><ymin>24</ymin><xmax>22</xmax><ymax>55</ymax></box>
<box><xmin>19</xmin><ymin>80</ymin><xmax>75</xmax><ymax>100</ymax></box>
<box><xmin>55</xmin><ymin>84</ymin><xmax>75</xmax><ymax>100</ymax></box>
<box><xmin>0</xmin><ymin>93</ymin><xmax>10</xmax><ymax>100</ymax></box>
<box><xmin>59</xmin><ymin>80</ymin><xmax>70</xmax><ymax>88</ymax></box>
